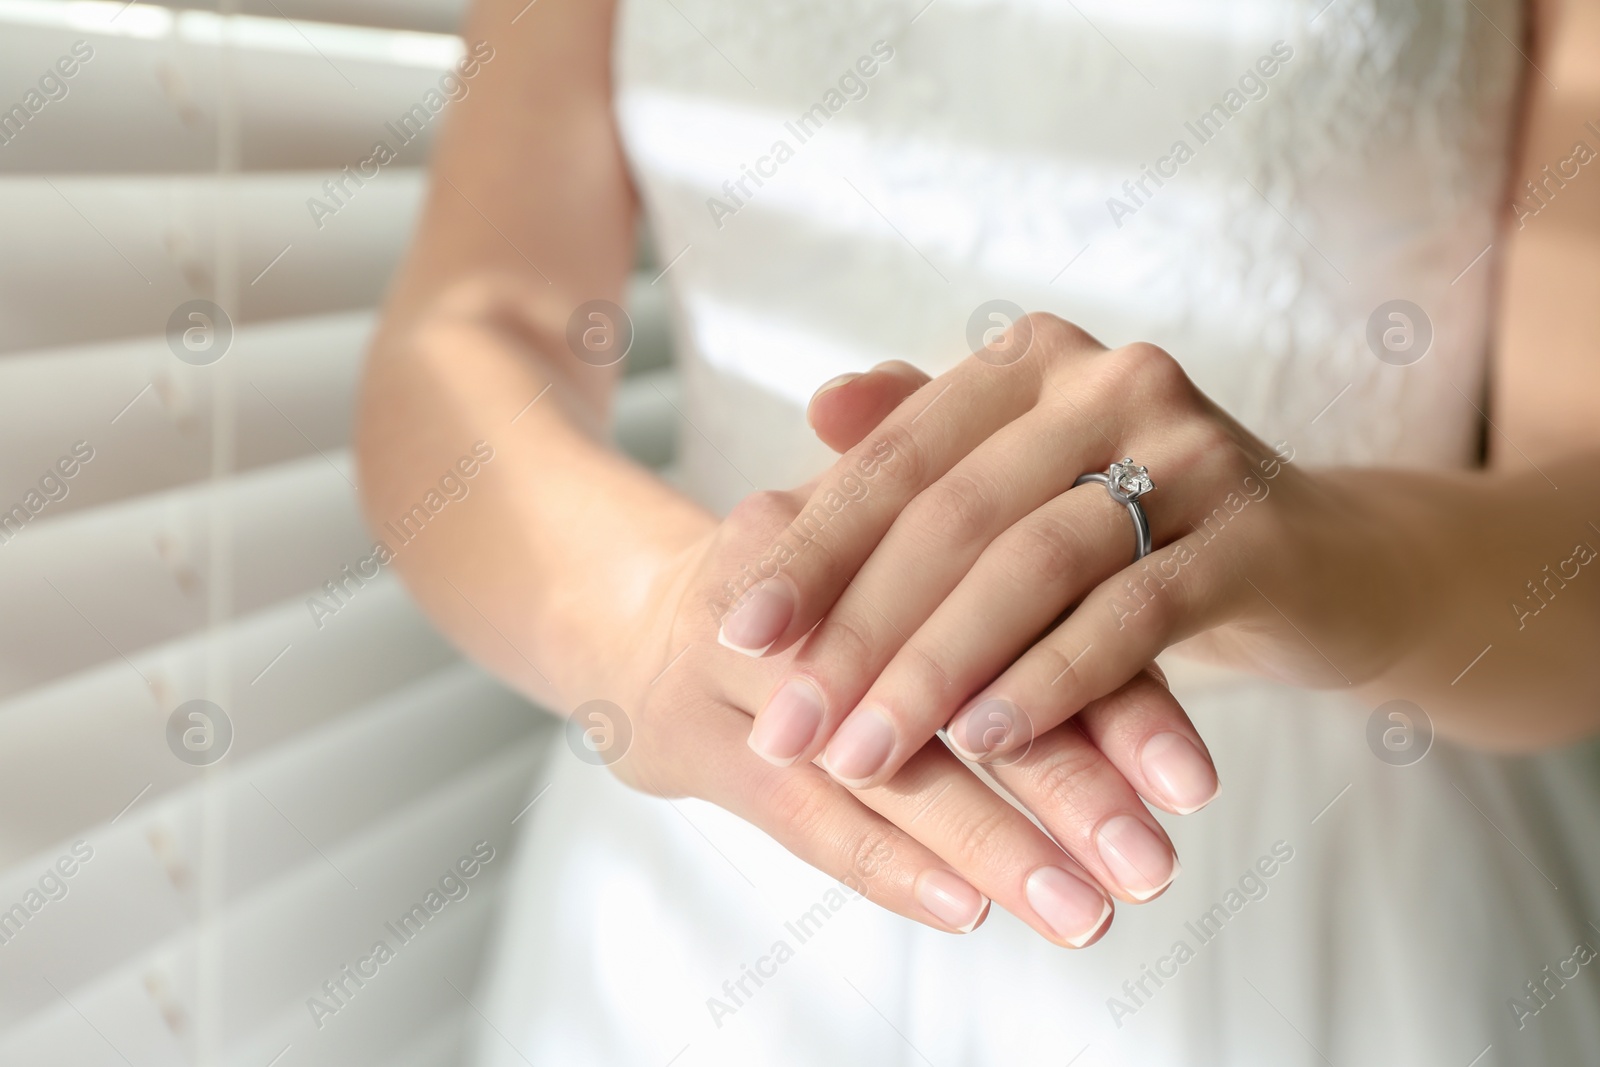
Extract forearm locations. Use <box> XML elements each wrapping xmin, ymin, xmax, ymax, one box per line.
<box><xmin>353</xmin><ymin>0</ymin><xmax>712</xmax><ymax>710</ymax></box>
<box><xmin>1396</xmin><ymin>0</ymin><xmax>1600</xmax><ymax>747</ymax></box>
<box><xmin>1345</xmin><ymin>457</ymin><xmax>1600</xmax><ymax>750</ymax></box>
<box><xmin>356</xmin><ymin>295</ymin><xmax>713</xmax><ymax>709</ymax></box>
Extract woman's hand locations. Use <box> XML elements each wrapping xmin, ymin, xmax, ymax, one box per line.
<box><xmin>724</xmin><ymin>313</ymin><xmax>1420</xmax><ymax>787</ymax></box>
<box><xmin>603</xmin><ymin>380</ymin><xmax>1223</xmax><ymax>944</ymax></box>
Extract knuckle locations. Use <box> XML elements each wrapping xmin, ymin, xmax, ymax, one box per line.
<box><xmin>997</xmin><ymin>512</ymin><xmax>1084</xmax><ymax>584</ymax></box>
<box><xmin>1021</xmin><ymin>311</ymin><xmax>1086</xmax><ymax>350</ymax></box>
<box><xmin>1104</xmin><ymin>341</ymin><xmax>1192</xmax><ymax>401</ymax></box>
<box><xmin>1026</xmin><ymin>742</ymin><xmax>1106</xmax><ymax>823</ymax></box>
<box><xmin>944</xmin><ymin>802</ymin><xmax>1016</xmax><ymax>865</ymax></box>
<box><xmin>1016</xmin><ymin>313</ymin><xmax>1105</xmax><ymax>378</ymax></box>
<box><xmin>1141</xmin><ymin>584</ymin><xmax>1179</xmax><ymax>634</ymax></box>
<box><xmin>1016</xmin><ymin>311</ymin><xmax>1066</xmax><ymax>355</ymax></box>
<box><xmin>843</xmin><ymin>825</ymin><xmax>906</xmax><ymax>893</ymax></box>
<box><xmin>898</xmin><ymin>636</ymin><xmax>958</xmax><ymax>695</ymax></box>
<box><xmin>1110</xmin><ymin>567</ymin><xmax>1178</xmax><ymax>639</ymax></box>
<box><xmin>1018</xmin><ymin>310</ymin><xmax>1063</xmax><ymax>333</ymax></box>
<box><xmin>904</xmin><ymin>472</ymin><xmax>994</xmax><ymax>550</ymax></box>
<box><xmin>809</xmin><ymin>609</ymin><xmax>878</xmax><ymax>672</ymax></box>
<box><xmin>727</xmin><ymin>489</ymin><xmax>799</xmax><ymax>536</ymax></box>
<box><xmin>859</xmin><ymin>422</ymin><xmax>927</xmax><ymax>500</ymax></box>
<box><xmin>766</xmin><ymin>772</ymin><xmax>834</xmax><ymax>838</ymax></box>
<box><xmin>1038</xmin><ymin>642</ymin><xmax>1086</xmax><ymax>691</ymax></box>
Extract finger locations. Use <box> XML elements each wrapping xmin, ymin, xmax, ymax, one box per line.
<box><xmin>982</xmin><ymin>713</ymin><xmax>1182</xmax><ymax>903</ymax></box>
<box><xmin>1074</xmin><ymin>665</ymin><xmax>1220</xmax><ymax>815</ymax></box>
<box><xmin>817</xmin><ymin>447</ymin><xmax>1217</xmax><ymax>785</ymax></box>
<box><xmin>807</xmin><ymin>361</ymin><xmax>931</xmax><ymax>453</ymax></box>
<box><xmin>696</xmin><ymin>645</ymin><xmax>1116</xmax><ymax>944</ymax></box>
<box><xmin>748</xmin><ymin>398</ymin><xmax>1121</xmax><ymax>769</ymax></box>
<box><xmin>652</xmin><ymin>698</ymin><xmax>993</xmax><ymax>934</ymax></box>
<box><xmin>806</xmin><ymin>439</ymin><xmax>1125</xmax><ymax>781</ymax></box>
<box><xmin>852</xmin><ymin>740</ymin><xmax>1118</xmax><ymax>947</ymax></box>
<box><xmin>716</xmin><ymin>316</ymin><xmax>1103</xmax><ymax>657</ymax></box>
<box><xmin>948</xmin><ymin>526</ymin><xmax>1235</xmax><ymax>763</ymax></box>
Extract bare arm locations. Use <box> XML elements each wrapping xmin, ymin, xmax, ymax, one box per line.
<box><xmin>356</xmin><ymin>0</ymin><xmax>710</xmax><ymax>709</ymax></box>
<box><xmin>1496</xmin><ymin>0</ymin><xmax>1600</xmax><ymax>461</ymax></box>
<box><xmin>1353</xmin><ymin>0</ymin><xmax>1600</xmax><ymax>747</ymax></box>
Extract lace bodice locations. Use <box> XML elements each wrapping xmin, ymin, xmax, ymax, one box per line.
<box><xmin>612</xmin><ymin>0</ymin><xmax>1522</xmax><ymax>511</ymax></box>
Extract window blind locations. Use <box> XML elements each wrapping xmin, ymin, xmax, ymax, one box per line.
<box><xmin>0</xmin><ymin>2</ymin><xmax>676</xmax><ymax>1062</ymax></box>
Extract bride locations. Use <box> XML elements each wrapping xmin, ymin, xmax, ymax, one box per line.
<box><xmin>356</xmin><ymin>0</ymin><xmax>1600</xmax><ymax>1062</ymax></box>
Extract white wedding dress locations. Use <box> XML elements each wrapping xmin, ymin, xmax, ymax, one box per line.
<box><xmin>474</xmin><ymin>1</ymin><xmax>1600</xmax><ymax>1064</ymax></box>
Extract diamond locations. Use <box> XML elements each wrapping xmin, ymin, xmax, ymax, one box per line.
<box><xmin>1109</xmin><ymin>458</ymin><xmax>1154</xmax><ymax>499</ymax></box>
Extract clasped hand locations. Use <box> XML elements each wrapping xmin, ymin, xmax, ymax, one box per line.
<box><xmin>610</xmin><ymin>313</ymin><xmax>1412</xmax><ymax>946</ymax></box>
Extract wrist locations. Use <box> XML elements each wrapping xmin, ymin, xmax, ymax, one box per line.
<box><xmin>1315</xmin><ymin>466</ymin><xmax>1485</xmax><ymax>693</ymax></box>
<box><xmin>1283</xmin><ymin>467</ymin><xmax>1443</xmax><ymax>685</ymax></box>
<box><xmin>608</xmin><ymin>517</ymin><xmax>720</xmax><ymax>703</ymax></box>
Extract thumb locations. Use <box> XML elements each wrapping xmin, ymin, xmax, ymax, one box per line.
<box><xmin>805</xmin><ymin>360</ymin><xmax>932</xmax><ymax>454</ymax></box>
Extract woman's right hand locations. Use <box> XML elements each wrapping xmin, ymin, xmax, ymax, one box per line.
<box><xmin>601</xmin><ymin>400</ymin><xmax>1205</xmax><ymax>947</ymax></box>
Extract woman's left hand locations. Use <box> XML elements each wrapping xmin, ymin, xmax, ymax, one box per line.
<box><xmin>725</xmin><ymin>312</ymin><xmax>1423</xmax><ymax>788</ymax></box>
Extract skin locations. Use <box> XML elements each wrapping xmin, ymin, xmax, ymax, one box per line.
<box><xmin>357</xmin><ymin>0</ymin><xmax>1600</xmax><ymax>944</ymax></box>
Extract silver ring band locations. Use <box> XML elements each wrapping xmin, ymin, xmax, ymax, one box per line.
<box><xmin>1074</xmin><ymin>458</ymin><xmax>1155</xmax><ymax>562</ymax></box>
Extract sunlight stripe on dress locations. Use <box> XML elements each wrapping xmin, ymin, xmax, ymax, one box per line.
<box><xmin>616</xmin><ymin>89</ymin><xmax>1262</xmax><ymax>286</ymax></box>
<box><xmin>682</xmin><ymin>292</ymin><xmax>901</xmax><ymax>406</ymax></box>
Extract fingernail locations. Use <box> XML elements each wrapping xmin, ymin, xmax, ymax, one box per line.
<box><xmin>1139</xmin><ymin>732</ymin><xmax>1220</xmax><ymax>814</ymax></box>
<box><xmin>823</xmin><ymin>705</ymin><xmax>895</xmax><ymax>784</ymax></box>
<box><xmin>1095</xmin><ymin>815</ymin><xmax>1179</xmax><ymax>901</ymax></box>
<box><xmin>717</xmin><ymin>579</ymin><xmax>793</xmax><ymax>656</ymax></box>
<box><xmin>1025</xmin><ymin>866</ymin><xmax>1112</xmax><ymax>947</ymax></box>
<box><xmin>811</xmin><ymin>371</ymin><xmax>863</xmax><ymax>402</ymax></box>
<box><xmin>915</xmin><ymin>869</ymin><xmax>988</xmax><ymax>933</ymax></box>
<box><xmin>946</xmin><ymin>698</ymin><xmax>1030</xmax><ymax>762</ymax></box>
<box><xmin>748</xmin><ymin>678</ymin><xmax>825</xmax><ymax>767</ymax></box>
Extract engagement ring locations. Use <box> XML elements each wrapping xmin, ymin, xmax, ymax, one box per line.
<box><xmin>1075</xmin><ymin>458</ymin><xmax>1155</xmax><ymax>562</ymax></box>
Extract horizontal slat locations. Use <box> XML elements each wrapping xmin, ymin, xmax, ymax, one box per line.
<box><xmin>0</xmin><ymin>728</ymin><xmax>548</xmax><ymax>1063</ymax></box>
<box><xmin>0</xmin><ymin>663</ymin><xmax>550</xmax><ymax>1019</ymax></box>
<box><xmin>0</xmin><ymin>310</ymin><xmax>366</xmax><ymax>513</ymax></box>
<box><xmin>0</xmin><ymin>174</ymin><xmax>417</xmax><ymax>353</ymax></box>
<box><xmin>0</xmin><ymin>11</ymin><xmax>469</xmax><ymax>174</ymax></box>
<box><xmin>241</xmin><ymin>894</ymin><xmax>493</xmax><ymax>1067</ymax></box>
<box><xmin>0</xmin><ymin>181</ymin><xmax>679</xmax><ymax>367</ymax></box>
<box><xmin>211</xmin><ymin>738</ymin><xmax>548</xmax><ymax>1064</ymax></box>
<box><xmin>0</xmin><ymin>453</ymin><xmax>368</xmax><ymax>700</ymax></box>
<box><xmin>0</xmin><ymin>372</ymin><xmax>675</xmax><ymax>707</ymax></box>
<box><xmin>139</xmin><ymin>0</ymin><xmax>467</xmax><ymax>36</ymax></box>
<box><xmin>0</xmin><ymin>580</ymin><xmax>459</xmax><ymax>865</ymax></box>
<box><xmin>0</xmin><ymin>293</ymin><xmax>670</xmax><ymax>518</ymax></box>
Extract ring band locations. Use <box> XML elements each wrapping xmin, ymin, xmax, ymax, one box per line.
<box><xmin>1074</xmin><ymin>458</ymin><xmax>1155</xmax><ymax>562</ymax></box>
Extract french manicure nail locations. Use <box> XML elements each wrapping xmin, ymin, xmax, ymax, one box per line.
<box><xmin>946</xmin><ymin>698</ymin><xmax>1029</xmax><ymax>762</ymax></box>
<box><xmin>808</xmin><ymin>373</ymin><xmax>864</xmax><ymax>429</ymax></box>
<box><xmin>916</xmin><ymin>869</ymin><xmax>988</xmax><ymax>933</ymax></box>
<box><xmin>1139</xmin><ymin>731</ymin><xmax>1220</xmax><ymax>814</ymax></box>
<box><xmin>811</xmin><ymin>371</ymin><xmax>863</xmax><ymax>401</ymax></box>
<box><xmin>748</xmin><ymin>678</ymin><xmax>825</xmax><ymax>766</ymax></box>
<box><xmin>1096</xmin><ymin>815</ymin><xmax>1179</xmax><ymax>901</ymax></box>
<box><xmin>717</xmin><ymin>578</ymin><xmax>793</xmax><ymax>656</ymax></box>
<box><xmin>823</xmin><ymin>705</ymin><xmax>895</xmax><ymax>784</ymax></box>
<box><xmin>1026</xmin><ymin>866</ymin><xmax>1112</xmax><ymax>947</ymax></box>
